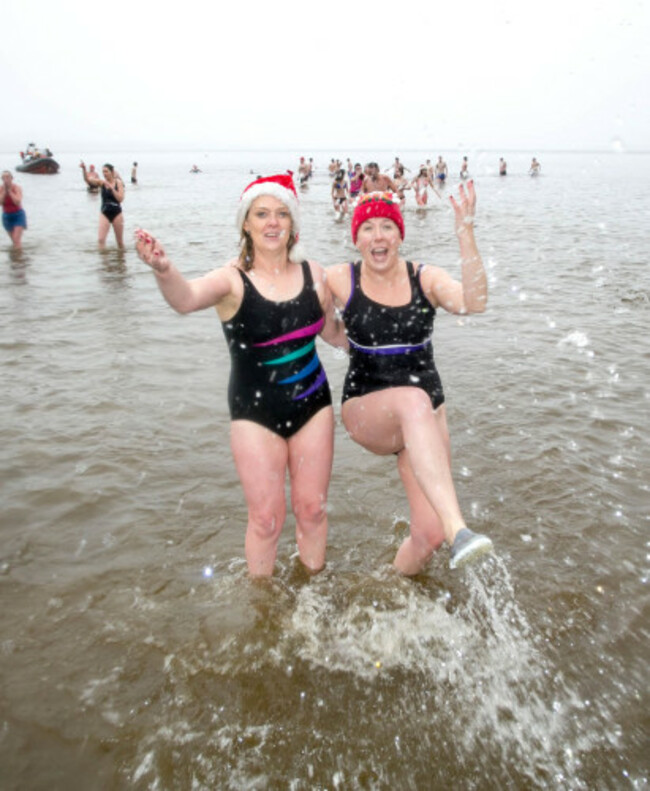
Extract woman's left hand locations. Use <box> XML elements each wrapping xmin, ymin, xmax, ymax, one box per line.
<box><xmin>449</xmin><ymin>180</ymin><xmax>476</xmax><ymax>234</ymax></box>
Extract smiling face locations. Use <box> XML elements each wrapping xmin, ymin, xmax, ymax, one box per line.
<box><xmin>355</xmin><ymin>216</ymin><xmax>402</xmax><ymax>269</ymax></box>
<box><xmin>243</xmin><ymin>195</ymin><xmax>292</xmax><ymax>256</ymax></box>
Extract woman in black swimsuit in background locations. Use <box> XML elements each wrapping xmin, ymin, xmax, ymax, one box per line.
<box><xmin>80</xmin><ymin>162</ymin><xmax>125</xmax><ymax>248</ymax></box>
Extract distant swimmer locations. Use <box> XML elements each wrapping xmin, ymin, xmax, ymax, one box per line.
<box><xmin>349</xmin><ymin>163</ymin><xmax>364</xmax><ymax>200</ymax></box>
<box><xmin>459</xmin><ymin>156</ymin><xmax>469</xmax><ymax>180</ymax></box>
<box><xmin>392</xmin><ymin>166</ymin><xmax>411</xmax><ymax>210</ymax></box>
<box><xmin>80</xmin><ymin>161</ymin><xmax>125</xmax><ymax>248</ymax></box>
<box><xmin>331</xmin><ymin>168</ymin><xmax>350</xmax><ymax>217</ymax></box>
<box><xmin>1</xmin><ymin>170</ymin><xmax>27</xmax><ymax>249</ymax></box>
<box><xmin>190</xmin><ymin>165</ymin><xmax>202</xmax><ymax>173</ymax></box>
<box><xmin>411</xmin><ymin>166</ymin><xmax>439</xmax><ymax>207</ymax></box>
<box><xmin>81</xmin><ymin>163</ymin><xmax>100</xmax><ymax>193</ymax></box>
<box><xmin>529</xmin><ymin>157</ymin><xmax>541</xmax><ymax>177</ymax></box>
<box><xmin>385</xmin><ymin>157</ymin><xmax>411</xmax><ymax>178</ymax></box>
<box><xmin>499</xmin><ymin>158</ymin><xmax>507</xmax><ymax>176</ymax></box>
<box><xmin>362</xmin><ymin>162</ymin><xmax>397</xmax><ymax>193</ymax></box>
<box><xmin>298</xmin><ymin>156</ymin><xmax>312</xmax><ymax>185</ymax></box>
<box><xmin>131</xmin><ymin>162</ymin><xmax>138</xmax><ymax>185</ymax></box>
<box><xmin>434</xmin><ymin>156</ymin><xmax>448</xmax><ymax>186</ymax></box>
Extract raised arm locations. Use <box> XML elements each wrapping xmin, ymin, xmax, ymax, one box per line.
<box><xmin>420</xmin><ymin>181</ymin><xmax>487</xmax><ymax>315</ymax></box>
<box><xmin>80</xmin><ymin>162</ymin><xmax>100</xmax><ymax>187</ymax></box>
<box><xmin>135</xmin><ymin>229</ymin><xmax>235</xmax><ymax>314</ymax></box>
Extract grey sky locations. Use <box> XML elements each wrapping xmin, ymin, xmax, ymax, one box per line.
<box><xmin>2</xmin><ymin>0</ymin><xmax>648</xmax><ymax>153</ymax></box>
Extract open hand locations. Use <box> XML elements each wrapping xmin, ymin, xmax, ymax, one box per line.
<box><xmin>135</xmin><ymin>229</ymin><xmax>171</xmax><ymax>274</ymax></box>
<box><xmin>449</xmin><ymin>180</ymin><xmax>476</xmax><ymax>234</ymax></box>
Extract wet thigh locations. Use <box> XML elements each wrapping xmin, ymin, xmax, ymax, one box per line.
<box><xmin>230</xmin><ymin>421</ymin><xmax>289</xmax><ymax>514</ymax></box>
<box><xmin>287</xmin><ymin>407</ymin><xmax>334</xmax><ymax>503</ymax></box>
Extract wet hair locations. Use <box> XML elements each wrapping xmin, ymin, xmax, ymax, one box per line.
<box><xmin>103</xmin><ymin>163</ymin><xmax>115</xmax><ymax>173</ymax></box>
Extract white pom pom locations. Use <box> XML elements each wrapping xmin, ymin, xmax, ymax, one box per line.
<box><xmin>289</xmin><ymin>240</ymin><xmax>307</xmax><ymax>263</ymax></box>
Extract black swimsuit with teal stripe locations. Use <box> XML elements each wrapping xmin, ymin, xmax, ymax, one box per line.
<box><xmin>341</xmin><ymin>260</ymin><xmax>444</xmax><ymax>409</ymax></box>
<box><xmin>221</xmin><ymin>261</ymin><xmax>332</xmax><ymax>438</ymax></box>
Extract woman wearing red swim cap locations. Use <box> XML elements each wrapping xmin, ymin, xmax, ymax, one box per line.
<box><xmin>327</xmin><ymin>183</ymin><xmax>494</xmax><ymax>572</ymax></box>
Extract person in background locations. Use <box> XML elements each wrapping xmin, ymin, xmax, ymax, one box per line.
<box><xmin>80</xmin><ymin>162</ymin><xmax>125</xmax><ymax>248</ymax></box>
<box><xmin>362</xmin><ymin>162</ymin><xmax>397</xmax><ymax>193</ymax></box>
<box><xmin>499</xmin><ymin>157</ymin><xmax>507</xmax><ymax>176</ymax></box>
<box><xmin>529</xmin><ymin>157</ymin><xmax>541</xmax><ymax>176</ymax></box>
<box><xmin>135</xmin><ymin>173</ymin><xmax>347</xmax><ymax>577</ymax></box>
<box><xmin>460</xmin><ymin>156</ymin><xmax>469</xmax><ymax>180</ymax></box>
<box><xmin>81</xmin><ymin>164</ymin><xmax>100</xmax><ymax>193</ymax></box>
<box><xmin>131</xmin><ymin>162</ymin><xmax>138</xmax><ymax>185</ymax></box>
<box><xmin>434</xmin><ymin>156</ymin><xmax>448</xmax><ymax>186</ymax></box>
<box><xmin>392</xmin><ymin>165</ymin><xmax>411</xmax><ymax>210</ymax></box>
<box><xmin>298</xmin><ymin>157</ymin><xmax>312</xmax><ymax>185</ymax></box>
<box><xmin>349</xmin><ymin>164</ymin><xmax>365</xmax><ymax>201</ymax></box>
<box><xmin>411</xmin><ymin>165</ymin><xmax>438</xmax><ymax>207</ymax></box>
<box><xmin>331</xmin><ymin>168</ymin><xmax>350</xmax><ymax>217</ymax></box>
<box><xmin>1</xmin><ymin>171</ymin><xmax>27</xmax><ymax>249</ymax></box>
<box><xmin>326</xmin><ymin>185</ymin><xmax>494</xmax><ymax>573</ymax></box>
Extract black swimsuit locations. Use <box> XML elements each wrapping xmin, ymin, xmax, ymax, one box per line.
<box><xmin>221</xmin><ymin>261</ymin><xmax>332</xmax><ymax>438</ymax></box>
<box><xmin>341</xmin><ymin>260</ymin><xmax>444</xmax><ymax>409</ymax></box>
<box><xmin>101</xmin><ymin>183</ymin><xmax>122</xmax><ymax>222</ymax></box>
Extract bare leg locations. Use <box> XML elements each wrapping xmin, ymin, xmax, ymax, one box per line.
<box><xmin>10</xmin><ymin>226</ymin><xmax>24</xmax><ymax>248</ymax></box>
<box><xmin>98</xmin><ymin>214</ymin><xmax>110</xmax><ymax>247</ymax></box>
<box><xmin>112</xmin><ymin>213</ymin><xmax>125</xmax><ymax>248</ymax></box>
<box><xmin>393</xmin><ymin>447</ymin><xmax>446</xmax><ymax>574</ymax></box>
<box><xmin>342</xmin><ymin>388</ymin><xmax>466</xmax><ymax>546</ymax></box>
<box><xmin>287</xmin><ymin>407</ymin><xmax>334</xmax><ymax>573</ymax></box>
<box><xmin>231</xmin><ymin>421</ymin><xmax>289</xmax><ymax>577</ymax></box>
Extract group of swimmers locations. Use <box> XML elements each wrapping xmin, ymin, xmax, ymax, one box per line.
<box><xmin>321</xmin><ymin>155</ymin><xmax>540</xmax><ymax>218</ymax></box>
<box><xmin>135</xmin><ymin>171</ymin><xmax>495</xmax><ymax>577</ymax></box>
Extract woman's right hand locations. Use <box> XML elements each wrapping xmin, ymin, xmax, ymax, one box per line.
<box><xmin>135</xmin><ymin>229</ymin><xmax>171</xmax><ymax>274</ymax></box>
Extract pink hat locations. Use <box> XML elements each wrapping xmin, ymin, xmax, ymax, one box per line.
<box><xmin>351</xmin><ymin>191</ymin><xmax>405</xmax><ymax>243</ymax></box>
<box><xmin>236</xmin><ymin>171</ymin><xmax>305</xmax><ymax>262</ymax></box>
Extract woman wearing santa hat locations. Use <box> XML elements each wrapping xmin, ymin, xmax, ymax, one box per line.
<box><xmin>326</xmin><ymin>183</ymin><xmax>494</xmax><ymax>573</ymax></box>
<box><xmin>135</xmin><ymin>172</ymin><xmax>347</xmax><ymax>577</ymax></box>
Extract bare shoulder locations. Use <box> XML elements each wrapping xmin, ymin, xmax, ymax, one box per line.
<box><xmin>324</xmin><ymin>262</ymin><xmax>353</xmax><ymax>302</ymax></box>
<box><xmin>418</xmin><ymin>263</ymin><xmax>459</xmax><ymax>309</ymax></box>
<box><xmin>307</xmin><ymin>259</ymin><xmax>326</xmax><ymax>282</ymax></box>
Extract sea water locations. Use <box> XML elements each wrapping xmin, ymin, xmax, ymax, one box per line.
<box><xmin>1</xmin><ymin>148</ymin><xmax>648</xmax><ymax>789</ymax></box>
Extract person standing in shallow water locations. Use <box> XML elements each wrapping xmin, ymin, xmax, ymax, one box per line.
<box><xmin>135</xmin><ymin>173</ymin><xmax>347</xmax><ymax>577</ymax></box>
<box><xmin>80</xmin><ymin>162</ymin><xmax>125</xmax><ymax>248</ymax></box>
<box><xmin>1</xmin><ymin>171</ymin><xmax>27</xmax><ymax>249</ymax></box>
<box><xmin>326</xmin><ymin>185</ymin><xmax>494</xmax><ymax>572</ymax></box>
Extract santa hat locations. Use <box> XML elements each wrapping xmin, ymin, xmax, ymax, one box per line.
<box><xmin>236</xmin><ymin>171</ymin><xmax>306</xmax><ymax>263</ymax></box>
<box><xmin>351</xmin><ymin>191</ymin><xmax>405</xmax><ymax>243</ymax></box>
